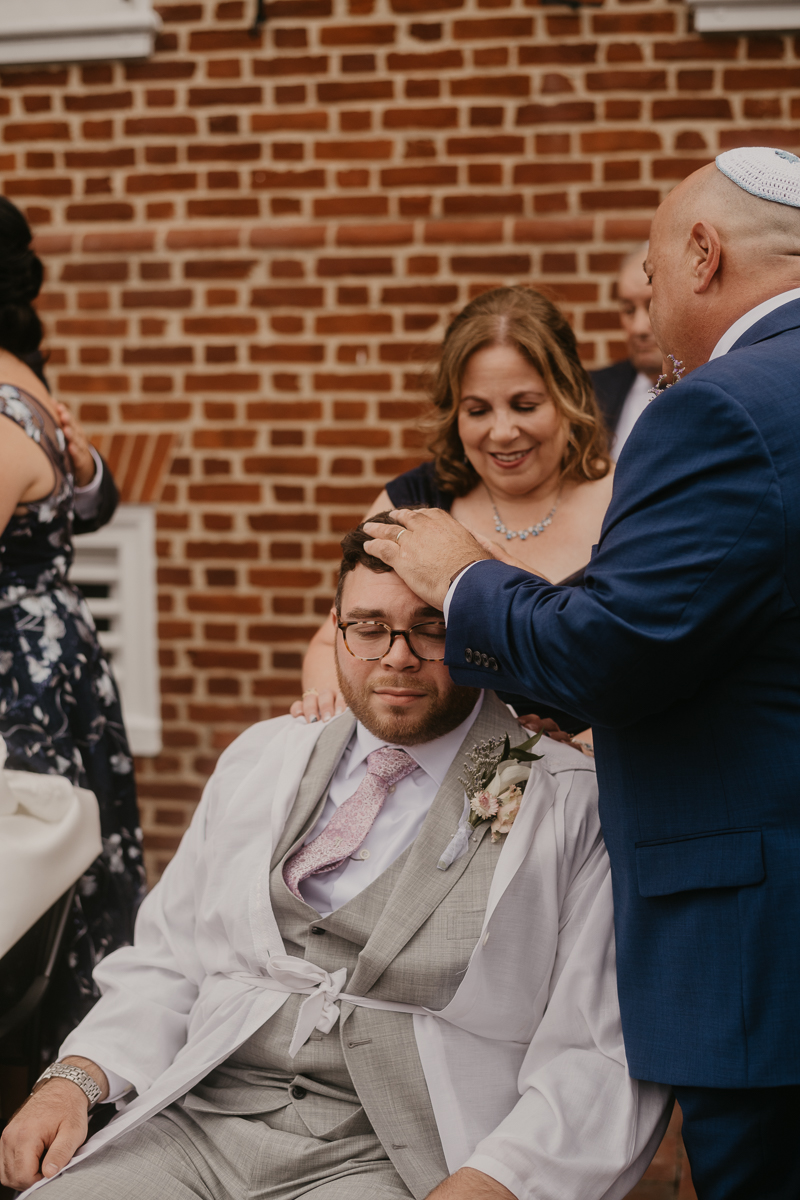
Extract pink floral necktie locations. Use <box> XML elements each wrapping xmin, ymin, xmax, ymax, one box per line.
<box><xmin>283</xmin><ymin>746</ymin><xmax>417</xmax><ymax>900</ymax></box>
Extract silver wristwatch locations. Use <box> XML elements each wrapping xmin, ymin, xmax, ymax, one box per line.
<box><xmin>35</xmin><ymin>1062</ymin><xmax>102</xmax><ymax>1109</ymax></box>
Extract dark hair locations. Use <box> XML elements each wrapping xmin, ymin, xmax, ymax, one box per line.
<box><xmin>335</xmin><ymin>511</ymin><xmax>398</xmax><ymax>613</ymax></box>
<box><xmin>0</xmin><ymin>196</ymin><xmax>44</xmax><ymax>358</ymax></box>
<box><xmin>423</xmin><ymin>286</ymin><xmax>610</xmax><ymax>497</ymax></box>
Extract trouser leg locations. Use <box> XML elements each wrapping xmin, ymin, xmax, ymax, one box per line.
<box><xmin>675</xmin><ymin>1084</ymin><xmax>800</xmax><ymax>1200</ymax></box>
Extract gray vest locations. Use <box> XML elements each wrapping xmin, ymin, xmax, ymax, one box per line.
<box><xmin>187</xmin><ymin>694</ymin><xmax>521</xmax><ymax>1199</ymax></box>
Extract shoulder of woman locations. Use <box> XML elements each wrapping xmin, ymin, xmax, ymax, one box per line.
<box><xmin>385</xmin><ymin>460</ymin><xmax>450</xmax><ymax>509</ymax></box>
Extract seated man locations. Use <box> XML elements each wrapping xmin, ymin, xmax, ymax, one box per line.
<box><xmin>1</xmin><ymin>516</ymin><xmax>670</xmax><ymax>1200</ymax></box>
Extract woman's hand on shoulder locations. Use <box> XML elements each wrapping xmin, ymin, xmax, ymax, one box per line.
<box><xmin>290</xmin><ymin>687</ymin><xmax>348</xmax><ymax>725</ymax></box>
<box><xmin>56</xmin><ymin>403</ymin><xmax>96</xmax><ymax>487</ymax></box>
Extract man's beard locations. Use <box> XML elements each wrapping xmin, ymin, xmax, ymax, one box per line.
<box><xmin>335</xmin><ymin>657</ymin><xmax>480</xmax><ymax>746</ymax></box>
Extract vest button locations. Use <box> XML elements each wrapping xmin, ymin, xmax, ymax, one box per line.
<box><xmin>310</xmin><ymin>926</ymin><xmax>326</xmax><ymax>935</ymax></box>
<box><xmin>290</xmin><ymin>1085</ymin><xmax>307</xmax><ymax>1100</ymax></box>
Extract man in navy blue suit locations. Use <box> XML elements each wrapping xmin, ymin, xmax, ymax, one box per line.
<box><xmin>364</xmin><ymin>148</ymin><xmax>800</xmax><ymax>1199</ymax></box>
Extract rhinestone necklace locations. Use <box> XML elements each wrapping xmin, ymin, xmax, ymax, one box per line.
<box><xmin>487</xmin><ymin>486</ymin><xmax>561</xmax><ymax>542</ymax></box>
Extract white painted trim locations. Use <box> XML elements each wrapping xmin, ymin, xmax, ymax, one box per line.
<box><xmin>72</xmin><ymin>505</ymin><xmax>162</xmax><ymax>758</ymax></box>
<box><xmin>691</xmin><ymin>1</ymin><xmax>800</xmax><ymax>31</ymax></box>
<box><xmin>0</xmin><ymin>0</ymin><xmax>160</xmax><ymax>66</ymax></box>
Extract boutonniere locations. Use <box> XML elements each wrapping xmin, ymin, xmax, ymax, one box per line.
<box><xmin>648</xmin><ymin>354</ymin><xmax>685</xmax><ymax>401</ymax></box>
<box><xmin>437</xmin><ymin>731</ymin><xmax>544</xmax><ymax>871</ymax></box>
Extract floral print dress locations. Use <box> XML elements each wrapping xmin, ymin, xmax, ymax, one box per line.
<box><xmin>0</xmin><ymin>385</ymin><xmax>145</xmax><ymax>1040</ymax></box>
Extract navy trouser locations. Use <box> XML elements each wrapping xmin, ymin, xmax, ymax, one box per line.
<box><xmin>675</xmin><ymin>1085</ymin><xmax>800</xmax><ymax>1200</ymax></box>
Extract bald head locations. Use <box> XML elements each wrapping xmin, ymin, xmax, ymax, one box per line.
<box><xmin>647</xmin><ymin>160</ymin><xmax>800</xmax><ymax>372</ymax></box>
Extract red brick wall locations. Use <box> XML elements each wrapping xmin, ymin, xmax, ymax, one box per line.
<box><xmin>1</xmin><ymin>0</ymin><xmax>797</xmax><ymax>878</ymax></box>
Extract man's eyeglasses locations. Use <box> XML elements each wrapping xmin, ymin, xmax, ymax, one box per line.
<box><xmin>337</xmin><ymin>620</ymin><xmax>447</xmax><ymax>662</ymax></box>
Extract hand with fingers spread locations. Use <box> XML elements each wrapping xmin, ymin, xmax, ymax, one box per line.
<box><xmin>363</xmin><ymin>507</ymin><xmax>492</xmax><ymax>611</ymax></box>
<box><xmin>0</xmin><ymin>1057</ymin><xmax>107</xmax><ymax>1190</ymax></box>
<box><xmin>55</xmin><ymin>401</ymin><xmax>96</xmax><ymax>487</ymax></box>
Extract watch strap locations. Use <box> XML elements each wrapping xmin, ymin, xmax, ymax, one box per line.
<box><xmin>35</xmin><ymin>1062</ymin><xmax>102</xmax><ymax>1109</ymax></box>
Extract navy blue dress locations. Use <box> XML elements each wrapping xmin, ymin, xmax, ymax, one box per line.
<box><xmin>0</xmin><ymin>386</ymin><xmax>146</xmax><ymax>1038</ymax></box>
<box><xmin>385</xmin><ymin>462</ymin><xmax>587</xmax><ymax>734</ymax></box>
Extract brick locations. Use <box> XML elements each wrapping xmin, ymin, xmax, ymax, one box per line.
<box><xmin>653</xmin><ymin>157</ymin><xmax>713</xmax><ymax>180</ymax></box>
<box><xmin>61</xmin><ymin>262</ymin><xmax>128</xmax><ymax>282</ymax></box>
<box><xmin>188</xmin><ymin>198</ymin><xmax>260</xmax><ymax>216</ymax></box>
<box><xmin>719</xmin><ymin>126</ymin><xmax>800</xmax><ymax>150</ymax></box>
<box><xmin>188</xmin><ymin>143</ymin><xmax>262</xmax><ymax>161</ymax></box>
<box><xmin>581</xmin><ymin>130</ymin><xmax>661</xmax><ymax>152</ymax></box>
<box><xmin>318</xmin><ymin>81</ymin><xmax>393</xmax><ymax>102</ymax></box>
<box><xmin>514</xmin><ymin>219</ymin><xmax>594</xmax><ymax>243</ymax></box>
<box><xmin>121</xmin><ymin>402</ymin><xmax>192</xmax><ymax>420</ymax></box>
<box><xmin>188</xmin><ymin>484</ymin><xmax>261</xmax><ymax>501</ymax></box>
<box><xmin>605</xmin><ymin>219</ymin><xmax>652</xmax><ymax>241</ymax></box>
<box><xmin>444</xmin><ymin>195</ymin><xmax>523</xmax><ymax>215</ymax></box>
<box><xmin>255</xmin><ymin>55</ymin><xmax>329</xmax><ymax>76</ymax></box>
<box><xmin>451</xmin><ymin>254</ymin><xmax>529</xmax><ymax>273</ymax></box>
<box><xmin>4</xmin><ymin>122</ymin><xmax>70</xmax><ymax>142</ymax></box>
<box><xmin>653</xmin><ymin>99</ymin><xmax>732</xmax><ymax>120</ymax></box>
<box><xmin>381</xmin><ymin>165</ymin><xmax>457</xmax><ymax>186</ymax></box>
<box><xmin>126</xmin><ymin>172</ymin><xmax>197</xmax><ymax>193</ymax></box>
<box><xmin>387</xmin><ymin>51</ymin><xmax>462</xmax><ymax>69</ymax></box>
<box><xmin>424</xmin><ymin>219</ymin><xmax>502</xmax><ymax>243</ymax></box>
<box><xmin>65</xmin><ymin>149</ymin><xmax>136</xmax><ymax>168</ymax></box>
<box><xmin>186</xmin><ymin>541</ymin><xmax>259</xmax><ymax>559</ymax></box>
<box><xmin>593</xmin><ymin>14</ymin><xmax>674</xmax><ymax>34</ymax></box>
<box><xmin>654</xmin><ymin>39</ymin><xmax>737</xmax><ymax>61</ymax></box>
<box><xmin>383</xmin><ymin>107</ymin><xmax>458</xmax><ymax>129</ymax></box>
<box><xmin>336</xmin><ymin>223</ymin><xmax>413</xmax><ymax>245</ymax></box>
<box><xmin>519</xmin><ymin>44</ymin><xmax>597</xmax><ymax>65</ymax></box>
<box><xmin>586</xmin><ymin>71</ymin><xmax>666</xmax><ymax>91</ymax></box>
<box><xmin>451</xmin><ymin>76</ymin><xmax>530</xmax><ymax>97</ymax></box>
<box><xmin>83</xmin><ymin>231</ymin><xmax>155</xmax><ymax>252</ymax></box>
<box><xmin>184</xmin><ymin>260</ymin><xmax>256</xmax><ymax>279</ymax></box>
<box><xmin>126</xmin><ymin>116</ymin><xmax>197</xmax><ymax>134</ymax></box>
<box><xmin>381</xmin><ymin>284</ymin><xmax>458</xmax><ymax>303</ymax></box>
<box><xmin>64</xmin><ymin>91</ymin><xmax>133</xmax><ymax>111</ymax></box>
<box><xmin>315</xmin><ymin>196</ymin><xmax>388</xmax><ymax>216</ymax></box>
<box><xmin>516</xmin><ymin>103</ymin><xmax>595</xmax><ymax>124</ymax></box>
<box><xmin>189</xmin><ymin>87</ymin><xmax>262</xmax><ymax>105</ymax></box>
<box><xmin>580</xmin><ymin>189</ymin><xmax>660</xmax><ymax>211</ymax></box>
<box><xmin>58</xmin><ymin>373</ymin><xmax>129</xmax><ymax>393</ymax></box>
<box><xmin>446</xmin><ymin>136</ymin><xmax>524</xmax><ymax>154</ymax></box>
<box><xmin>724</xmin><ymin>68</ymin><xmax>800</xmax><ymax>90</ymax></box>
<box><xmin>453</xmin><ymin>17</ymin><xmax>531</xmax><ymax>37</ymax></box>
<box><xmin>315</xmin><ymin>139</ymin><xmax>393</xmax><ymax>159</ymax></box>
<box><xmin>125</xmin><ymin>61</ymin><xmax>196</xmax><ymax>80</ymax></box>
<box><xmin>252</xmin><ymin>169</ymin><xmax>326</xmax><ymax>188</ymax></box>
<box><xmin>67</xmin><ymin>203</ymin><xmax>135</xmax><ymax>221</ymax></box>
<box><xmin>5</xmin><ymin>178</ymin><xmax>72</xmax><ymax>197</ymax></box>
<box><xmin>321</xmin><ymin>24</ymin><xmax>395</xmax><ymax>44</ymax></box>
<box><xmin>514</xmin><ymin>162</ymin><xmax>592</xmax><ymax>184</ymax></box>
<box><xmin>250</xmin><ymin>284</ymin><xmax>325</xmax><ymax>307</ymax></box>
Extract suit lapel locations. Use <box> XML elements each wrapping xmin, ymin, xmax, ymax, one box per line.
<box><xmin>270</xmin><ymin>712</ymin><xmax>356</xmax><ymax>870</ymax></box>
<box><xmin>347</xmin><ymin>692</ymin><xmax>522</xmax><ymax>998</ymax></box>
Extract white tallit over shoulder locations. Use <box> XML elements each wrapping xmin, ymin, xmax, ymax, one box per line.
<box><xmin>23</xmin><ymin>714</ymin><xmax>670</xmax><ymax>1200</ymax></box>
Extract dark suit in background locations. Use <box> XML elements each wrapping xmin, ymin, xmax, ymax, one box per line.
<box><xmin>443</xmin><ymin>299</ymin><xmax>800</xmax><ymax>1198</ymax></box>
<box><xmin>590</xmin><ymin>358</ymin><xmax>636</xmax><ymax>437</ymax></box>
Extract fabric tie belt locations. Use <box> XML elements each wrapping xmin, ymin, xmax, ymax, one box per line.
<box><xmin>228</xmin><ymin>955</ymin><xmax>433</xmax><ymax>1057</ymax></box>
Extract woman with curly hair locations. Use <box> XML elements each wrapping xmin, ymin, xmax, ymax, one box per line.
<box><xmin>292</xmin><ymin>286</ymin><xmax>613</xmax><ymax>731</ymax></box>
<box><xmin>0</xmin><ymin>196</ymin><xmax>145</xmax><ymax>1044</ymax></box>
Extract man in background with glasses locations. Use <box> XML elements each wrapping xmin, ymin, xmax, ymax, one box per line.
<box><xmin>2</xmin><ymin>513</ymin><xmax>668</xmax><ymax>1200</ymax></box>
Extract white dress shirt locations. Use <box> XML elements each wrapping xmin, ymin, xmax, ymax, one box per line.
<box><xmin>300</xmin><ymin>693</ymin><xmax>482</xmax><ymax>915</ymax></box>
<box><xmin>610</xmin><ymin>370</ymin><xmax>653</xmax><ymax>461</ymax></box>
<box><xmin>710</xmin><ymin>286</ymin><xmax>800</xmax><ymax>360</ymax></box>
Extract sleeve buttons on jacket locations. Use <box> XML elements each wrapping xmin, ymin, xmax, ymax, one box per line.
<box><xmin>481</xmin><ymin>653</ymin><xmax>489</xmax><ymax>668</ymax></box>
<box><xmin>465</xmin><ymin>648</ymin><xmax>473</xmax><ymax>663</ymax></box>
<box><xmin>489</xmin><ymin>658</ymin><xmax>498</xmax><ymax>672</ymax></box>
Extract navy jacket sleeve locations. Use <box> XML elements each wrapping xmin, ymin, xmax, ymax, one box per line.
<box><xmin>445</xmin><ymin>377</ymin><xmax>785</xmax><ymax>728</ymax></box>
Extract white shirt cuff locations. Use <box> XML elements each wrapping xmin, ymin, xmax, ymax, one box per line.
<box><xmin>443</xmin><ymin>561</ymin><xmax>480</xmax><ymax>625</ymax></box>
<box><xmin>72</xmin><ymin>446</ymin><xmax>104</xmax><ymax>519</ymax></box>
<box><xmin>59</xmin><ymin>1056</ymin><xmax>132</xmax><ymax>1103</ymax></box>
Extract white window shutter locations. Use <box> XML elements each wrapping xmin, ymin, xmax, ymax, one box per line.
<box><xmin>690</xmin><ymin>1</ymin><xmax>800</xmax><ymax>31</ymax></box>
<box><xmin>72</xmin><ymin>504</ymin><xmax>162</xmax><ymax>758</ymax></box>
<box><xmin>0</xmin><ymin>0</ymin><xmax>160</xmax><ymax>66</ymax></box>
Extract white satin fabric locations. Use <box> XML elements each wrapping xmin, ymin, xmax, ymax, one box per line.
<box><xmin>0</xmin><ymin>739</ymin><xmax>102</xmax><ymax>958</ymax></box>
<box><xmin>28</xmin><ymin>714</ymin><xmax>670</xmax><ymax>1200</ymax></box>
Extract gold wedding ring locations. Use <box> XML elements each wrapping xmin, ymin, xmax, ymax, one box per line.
<box><xmin>395</xmin><ymin>528</ymin><xmax>407</xmax><ymax>544</ymax></box>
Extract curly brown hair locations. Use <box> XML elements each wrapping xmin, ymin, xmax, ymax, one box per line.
<box><xmin>424</xmin><ymin>286</ymin><xmax>611</xmax><ymax>498</ymax></box>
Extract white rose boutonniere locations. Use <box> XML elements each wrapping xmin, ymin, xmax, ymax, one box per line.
<box><xmin>437</xmin><ymin>731</ymin><xmax>544</xmax><ymax>870</ymax></box>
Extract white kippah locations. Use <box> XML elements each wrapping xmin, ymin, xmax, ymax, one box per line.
<box><xmin>716</xmin><ymin>146</ymin><xmax>800</xmax><ymax>209</ymax></box>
